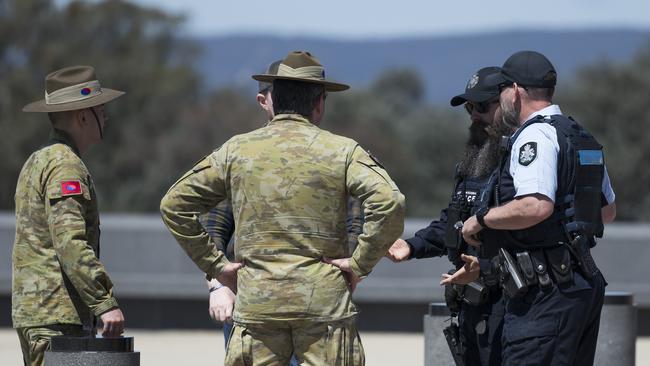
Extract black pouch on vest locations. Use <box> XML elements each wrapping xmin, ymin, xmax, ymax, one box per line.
<box><xmin>530</xmin><ymin>250</ymin><xmax>553</xmax><ymax>288</ymax></box>
<box><xmin>545</xmin><ymin>246</ymin><xmax>574</xmax><ymax>285</ymax></box>
<box><xmin>461</xmin><ymin>281</ymin><xmax>489</xmax><ymax>306</ymax></box>
<box><xmin>516</xmin><ymin>251</ymin><xmax>538</xmax><ymax>287</ymax></box>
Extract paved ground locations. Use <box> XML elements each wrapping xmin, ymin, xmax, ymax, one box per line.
<box><xmin>0</xmin><ymin>328</ymin><xmax>646</xmax><ymax>365</ymax></box>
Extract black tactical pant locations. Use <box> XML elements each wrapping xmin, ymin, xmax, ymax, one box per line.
<box><xmin>459</xmin><ymin>289</ymin><xmax>505</xmax><ymax>366</ymax></box>
<box><xmin>501</xmin><ymin>271</ymin><xmax>606</xmax><ymax>365</ymax></box>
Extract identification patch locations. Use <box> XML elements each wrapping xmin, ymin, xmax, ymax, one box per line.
<box><xmin>578</xmin><ymin>150</ymin><xmax>604</xmax><ymax>165</ymax></box>
<box><xmin>60</xmin><ymin>180</ymin><xmax>83</xmax><ymax>196</ymax></box>
<box><xmin>518</xmin><ymin>142</ymin><xmax>537</xmax><ymax>166</ymax></box>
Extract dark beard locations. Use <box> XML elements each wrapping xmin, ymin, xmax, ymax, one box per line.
<box><xmin>458</xmin><ymin>120</ymin><xmax>516</xmax><ymax>178</ymax></box>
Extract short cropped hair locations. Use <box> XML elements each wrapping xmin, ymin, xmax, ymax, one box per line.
<box><xmin>525</xmin><ymin>87</ymin><xmax>554</xmax><ymax>102</ymax></box>
<box><xmin>271</xmin><ymin>79</ymin><xmax>324</xmax><ymax>118</ymax></box>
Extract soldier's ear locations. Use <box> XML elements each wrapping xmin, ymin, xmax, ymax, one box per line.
<box><xmin>256</xmin><ymin>93</ymin><xmax>267</xmax><ymax>109</ymax></box>
<box><xmin>310</xmin><ymin>95</ymin><xmax>325</xmax><ymax>124</ymax></box>
<box><xmin>74</xmin><ymin>109</ymin><xmax>89</xmax><ymax>128</ymax></box>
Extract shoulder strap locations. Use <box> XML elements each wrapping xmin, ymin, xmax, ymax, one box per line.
<box><xmin>508</xmin><ymin>115</ymin><xmax>547</xmax><ymax>150</ymax></box>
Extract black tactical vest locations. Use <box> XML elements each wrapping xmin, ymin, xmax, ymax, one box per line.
<box><xmin>444</xmin><ymin>170</ymin><xmax>496</xmax><ymax>267</ymax></box>
<box><xmin>486</xmin><ymin>114</ymin><xmax>605</xmax><ymax>250</ymax></box>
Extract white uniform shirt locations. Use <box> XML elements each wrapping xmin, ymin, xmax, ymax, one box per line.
<box><xmin>510</xmin><ymin>104</ymin><xmax>615</xmax><ymax>204</ymax></box>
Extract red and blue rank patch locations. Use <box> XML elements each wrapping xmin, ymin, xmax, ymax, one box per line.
<box><xmin>61</xmin><ymin>180</ymin><xmax>83</xmax><ymax>196</ymax></box>
<box><xmin>80</xmin><ymin>87</ymin><xmax>91</xmax><ymax>96</ymax></box>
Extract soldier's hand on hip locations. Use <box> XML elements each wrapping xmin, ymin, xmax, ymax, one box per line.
<box><xmin>217</xmin><ymin>262</ymin><xmax>244</xmax><ymax>292</ymax></box>
<box><xmin>462</xmin><ymin>216</ymin><xmax>483</xmax><ymax>246</ymax></box>
<box><xmin>99</xmin><ymin>308</ymin><xmax>125</xmax><ymax>338</ymax></box>
<box><xmin>209</xmin><ymin>286</ymin><xmax>236</xmax><ymax>323</ymax></box>
<box><xmin>322</xmin><ymin>257</ymin><xmax>363</xmax><ymax>293</ymax></box>
<box><xmin>323</xmin><ymin>257</ymin><xmax>351</xmax><ymax>271</ymax></box>
<box><xmin>386</xmin><ymin>239</ymin><xmax>411</xmax><ymax>262</ymax></box>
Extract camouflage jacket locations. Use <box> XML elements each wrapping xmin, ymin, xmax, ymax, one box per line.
<box><xmin>161</xmin><ymin>114</ymin><xmax>405</xmax><ymax>323</ymax></box>
<box><xmin>12</xmin><ymin>129</ymin><xmax>118</xmax><ymax>328</ymax></box>
<box><xmin>200</xmin><ymin>197</ymin><xmax>363</xmax><ymax>261</ymax></box>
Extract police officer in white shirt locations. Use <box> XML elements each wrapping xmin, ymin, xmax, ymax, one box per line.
<box><xmin>442</xmin><ymin>50</ymin><xmax>616</xmax><ymax>365</ymax></box>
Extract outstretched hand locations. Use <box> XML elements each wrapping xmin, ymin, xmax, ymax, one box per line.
<box><xmin>323</xmin><ymin>257</ymin><xmax>362</xmax><ymax>293</ymax></box>
<box><xmin>440</xmin><ymin>254</ymin><xmax>480</xmax><ymax>285</ymax></box>
<box><xmin>386</xmin><ymin>239</ymin><xmax>412</xmax><ymax>262</ymax></box>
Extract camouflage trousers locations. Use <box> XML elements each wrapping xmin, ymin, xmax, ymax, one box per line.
<box><xmin>16</xmin><ymin>324</ymin><xmax>88</xmax><ymax>366</ymax></box>
<box><xmin>225</xmin><ymin>317</ymin><xmax>365</xmax><ymax>366</ymax></box>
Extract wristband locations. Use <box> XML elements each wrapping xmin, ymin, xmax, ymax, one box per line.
<box><xmin>209</xmin><ymin>283</ymin><xmax>225</xmax><ymax>293</ymax></box>
<box><xmin>476</xmin><ymin>207</ymin><xmax>490</xmax><ymax>229</ymax></box>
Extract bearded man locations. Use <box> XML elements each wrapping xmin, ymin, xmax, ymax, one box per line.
<box><xmin>387</xmin><ymin>66</ymin><xmax>515</xmax><ymax>365</ymax></box>
<box><xmin>443</xmin><ymin>51</ymin><xmax>616</xmax><ymax>365</ymax></box>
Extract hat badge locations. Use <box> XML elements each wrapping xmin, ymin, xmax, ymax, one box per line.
<box><xmin>467</xmin><ymin>74</ymin><xmax>479</xmax><ymax>89</ymax></box>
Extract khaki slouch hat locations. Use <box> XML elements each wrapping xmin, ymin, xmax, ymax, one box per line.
<box><xmin>252</xmin><ymin>51</ymin><xmax>349</xmax><ymax>92</ymax></box>
<box><xmin>23</xmin><ymin>65</ymin><xmax>124</xmax><ymax>113</ymax></box>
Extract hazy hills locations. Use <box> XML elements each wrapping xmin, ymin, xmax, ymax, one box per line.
<box><xmin>195</xmin><ymin>29</ymin><xmax>650</xmax><ymax>103</ymax></box>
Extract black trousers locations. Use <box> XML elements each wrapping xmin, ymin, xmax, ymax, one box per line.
<box><xmin>459</xmin><ymin>289</ymin><xmax>506</xmax><ymax>366</ymax></box>
<box><xmin>501</xmin><ymin>271</ymin><xmax>606</xmax><ymax>366</ymax></box>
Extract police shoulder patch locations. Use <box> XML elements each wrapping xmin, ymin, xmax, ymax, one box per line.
<box><xmin>60</xmin><ymin>180</ymin><xmax>83</xmax><ymax>196</ymax></box>
<box><xmin>518</xmin><ymin>142</ymin><xmax>537</xmax><ymax>166</ymax></box>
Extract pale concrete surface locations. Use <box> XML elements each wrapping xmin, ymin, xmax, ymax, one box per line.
<box><xmin>0</xmin><ymin>328</ymin><xmax>646</xmax><ymax>365</ymax></box>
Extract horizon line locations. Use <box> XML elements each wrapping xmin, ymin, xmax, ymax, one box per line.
<box><xmin>190</xmin><ymin>26</ymin><xmax>650</xmax><ymax>42</ymax></box>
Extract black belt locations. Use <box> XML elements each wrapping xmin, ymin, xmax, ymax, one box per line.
<box><xmin>498</xmin><ymin>246</ymin><xmax>578</xmax><ymax>298</ymax></box>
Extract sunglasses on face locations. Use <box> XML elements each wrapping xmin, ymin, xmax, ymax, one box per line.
<box><xmin>464</xmin><ymin>98</ymin><xmax>499</xmax><ymax>114</ymax></box>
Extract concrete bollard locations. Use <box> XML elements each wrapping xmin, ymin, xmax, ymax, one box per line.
<box><xmin>44</xmin><ymin>336</ymin><xmax>140</xmax><ymax>366</ymax></box>
<box><xmin>595</xmin><ymin>291</ymin><xmax>637</xmax><ymax>366</ymax></box>
<box><xmin>423</xmin><ymin>302</ymin><xmax>456</xmax><ymax>366</ymax></box>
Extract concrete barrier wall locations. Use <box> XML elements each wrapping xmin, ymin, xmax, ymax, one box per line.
<box><xmin>1</xmin><ymin>212</ymin><xmax>649</xmax><ymax>328</ymax></box>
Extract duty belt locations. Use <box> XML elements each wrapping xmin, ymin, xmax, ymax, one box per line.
<box><xmin>494</xmin><ymin>244</ymin><xmax>595</xmax><ymax>298</ymax></box>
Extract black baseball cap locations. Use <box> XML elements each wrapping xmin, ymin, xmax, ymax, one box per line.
<box><xmin>450</xmin><ymin>66</ymin><xmax>507</xmax><ymax>106</ymax></box>
<box><xmin>501</xmin><ymin>51</ymin><xmax>557</xmax><ymax>88</ymax></box>
<box><xmin>257</xmin><ymin>60</ymin><xmax>282</xmax><ymax>93</ymax></box>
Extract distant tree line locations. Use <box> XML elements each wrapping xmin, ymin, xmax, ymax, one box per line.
<box><xmin>0</xmin><ymin>0</ymin><xmax>647</xmax><ymax>220</ymax></box>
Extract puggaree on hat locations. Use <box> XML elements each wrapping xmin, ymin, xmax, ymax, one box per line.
<box><xmin>252</xmin><ymin>51</ymin><xmax>349</xmax><ymax>92</ymax></box>
<box><xmin>23</xmin><ymin>65</ymin><xmax>124</xmax><ymax>113</ymax></box>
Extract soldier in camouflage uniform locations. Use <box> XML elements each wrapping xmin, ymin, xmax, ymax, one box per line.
<box><xmin>204</xmin><ymin>59</ymin><xmax>363</xmax><ymax>324</ymax></box>
<box><xmin>161</xmin><ymin>51</ymin><xmax>405</xmax><ymax>365</ymax></box>
<box><xmin>13</xmin><ymin>66</ymin><xmax>126</xmax><ymax>366</ymax></box>
<box><xmin>202</xmin><ymin>61</ymin><xmax>362</xmax><ymax>366</ymax></box>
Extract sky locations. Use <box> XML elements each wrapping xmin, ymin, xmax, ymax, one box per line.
<box><xmin>102</xmin><ymin>0</ymin><xmax>650</xmax><ymax>39</ymax></box>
